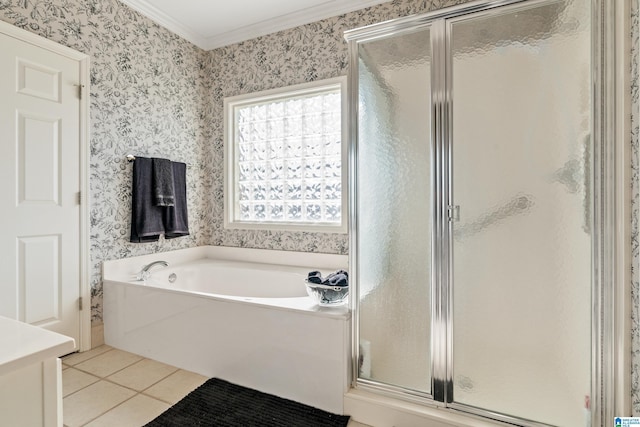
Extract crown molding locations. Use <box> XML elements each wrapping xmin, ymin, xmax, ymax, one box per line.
<box><xmin>119</xmin><ymin>0</ymin><xmax>391</xmax><ymax>51</ymax></box>
<box><xmin>119</xmin><ymin>0</ymin><xmax>209</xmax><ymax>48</ymax></box>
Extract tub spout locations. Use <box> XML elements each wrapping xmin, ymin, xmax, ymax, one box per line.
<box><xmin>138</xmin><ymin>260</ymin><xmax>169</xmax><ymax>281</ymax></box>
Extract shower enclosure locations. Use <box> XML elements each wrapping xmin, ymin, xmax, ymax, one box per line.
<box><xmin>345</xmin><ymin>0</ymin><xmax>619</xmax><ymax>425</ymax></box>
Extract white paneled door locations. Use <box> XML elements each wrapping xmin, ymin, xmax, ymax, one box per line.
<box><xmin>0</xmin><ymin>29</ymin><xmax>85</xmax><ymax>348</ymax></box>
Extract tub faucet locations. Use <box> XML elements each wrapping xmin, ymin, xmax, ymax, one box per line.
<box><xmin>137</xmin><ymin>260</ymin><xmax>169</xmax><ymax>281</ymax></box>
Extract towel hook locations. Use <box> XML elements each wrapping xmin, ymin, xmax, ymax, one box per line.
<box><xmin>126</xmin><ymin>154</ymin><xmax>136</xmax><ymax>162</ymax></box>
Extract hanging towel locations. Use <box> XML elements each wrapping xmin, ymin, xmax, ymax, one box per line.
<box><xmin>152</xmin><ymin>157</ymin><xmax>175</xmax><ymax>207</ymax></box>
<box><xmin>130</xmin><ymin>157</ymin><xmax>164</xmax><ymax>242</ymax></box>
<box><xmin>164</xmin><ymin>161</ymin><xmax>189</xmax><ymax>239</ymax></box>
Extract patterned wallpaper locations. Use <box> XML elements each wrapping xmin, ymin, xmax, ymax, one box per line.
<box><xmin>205</xmin><ymin>0</ymin><xmax>468</xmax><ymax>253</ymax></box>
<box><xmin>1</xmin><ymin>0</ymin><xmax>639</xmax><ymax>413</ymax></box>
<box><xmin>0</xmin><ymin>0</ymin><xmax>469</xmax><ymax>323</ymax></box>
<box><xmin>0</xmin><ymin>0</ymin><xmax>210</xmax><ymax>323</ymax></box>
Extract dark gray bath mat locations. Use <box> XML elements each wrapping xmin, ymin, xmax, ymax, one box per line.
<box><xmin>144</xmin><ymin>378</ymin><xmax>351</xmax><ymax>427</ymax></box>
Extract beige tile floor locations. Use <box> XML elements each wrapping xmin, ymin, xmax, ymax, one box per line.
<box><xmin>62</xmin><ymin>345</ymin><xmax>369</xmax><ymax>427</ymax></box>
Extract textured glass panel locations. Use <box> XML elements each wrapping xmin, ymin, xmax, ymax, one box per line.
<box><xmin>450</xmin><ymin>1</ymin><xmax>591</xmax><ymax>425</ymax></box>
<box><xmin>253</xmin><ymin>162</ymin><xmax>267</xmax><ymax>180</ymax></box>
<box><xmin>286</xmin><ymin>183</ymin><xmax>301</xmax><ymax>200</ymax></box>
<box><xmin>285</xmin><ymin>117</ymin><xmax>302</xmax><ymax>137</ymax></box>
<box><xmin>252</xmin><ymin>183</ymin><xmax>267</xmax><ymax>201</ymax></box>
<box><xmin>325</xmin><ymin>180</ymin><xmax>341</xmax><ymax>200</ymax></box>
<box><xmin>268</xmin><ymin>183</ymin><xmax>284</xmax><ymax>201</ymax></box>
<box><xmin>326</xmin><ymin>203</ymin><xmax>340</xmax><ymax>221</ymax></box>
<box><xmin>238</xmin><ymin>183</ymin><xmax>250</xmax><ymax>201</ymax></box>
<box><xmin>238</xmin><ymin>124</ymin><xmax>250</xmax><ymax>144</ymax></box>
<box><xmin>357</xmin><ymin>26</ymin><xmax>432</xmax><ymax>393</ymax></box>
<box><xmin>238</xmin><ymin>143</ymin><xmax>251</xmax><ymax>162</ymax></box>
<box><xmin>239</xmin><ymin>203</ymin><xmax>251</xmax><ymax>220</ymax></box>
<box><xmin>269</xmin><ymin>161</ymin><xmax>284</xmax><ymax>180</ymax></box>
<box><xmin>233</xmin><ymin>86</ymin><xmax>342</xmax><ymax>224</ymax></box>
<box><xmin>324</xmin><ymin>112</ymin><xmax>341</xmax><ymax>134</ymax></box>
<box><xmin>252</xmin><ymin>122</ymin><xmax>266</xmax><ymax>142</ymax></box>
<box><xmin>285</xmin><ymin>138</ymin><xmax>303</xmax><ymax>158</ymax></box>
<box><xmin>304</xmin><ymin>159</ymin><xmax>323</xmax><ymax>179</ymax></box>
<box><xmin>267</xmin><ymin>102</ymin><xmax>284</xmax><ymax>119</ymax></box>
<box><xmin>267</xmin><ymin>203</ymin><xmax>284</xmax><ymax>220</ymax></box>
<box><xmin>285</xmin><ymin>99</ymin><xmax>302</xmax><ymax>116</ymax></box>
<box><xmin>252</xmin><ymin>104</ymin><xmax>266</xmax><ymax>120</ymax></box>
<box><xmin>305</xmin><ymin>137</ymin><xmax>323</xmax><ymax>157</ymax></box>
<box><xmin>285</xmin><ymin>202</ymin><xmax>302</xmax><ymax>220</ymax></box>
<box><xmin>304</xmin><ymin>202</ymin><xmax>322</xmax><ymax>221</ymax></box>
<box><xmin>253</xmin><ymin>203</ymin><xmax>266</xmax><ymax>220</ymax></box>
<box><xmin>267</xmin><ymin>120</ymin><xmax>284</xmax><ymax>140</ymax></box>
<box><xmin>303</xmin><ymin>113</ymin><xmax>323</xmax><ymax>135</ymax></box>
<box><xmin>238</xmin><ymin>108</ymin><xmax>251</xmax><ymax>124</ymax></box>
<box><xmin>324</xmin><ymin>159</ymin><xmax>341</xmax><ymax>179</ymax></box>
<box><xmin>303</xmin><ymin>182</ymin><xmax>321</xmax><ymax>200</ymax></box>
<box><xmin>286</xmin><ymin>159</ymin><xmax>302</xmax><ymax>179</ymax></box>
<box><xmin>238</xmin><ymin>162</ymin><xmax>252</xmax><ymax>181</ymax></box>
<box><xmin>268</xmin><ymin>141</ymin><xmax>284</xmax><ymax>160</ymax></box>
<box><xmin>253</xmin><ymin>142</ymin><xmax>267</xmax><ymax>161</ymax></box>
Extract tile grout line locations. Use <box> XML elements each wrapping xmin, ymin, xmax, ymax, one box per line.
<box><xmin>63</xmin><ymin>357</ymin><xmax>142</xmax><ymax>400</ymax></box>
<box><xmin>99</xmin><ymin>366</ymin><xmax>180</xmax><ymax>395</ymax></box>
<box><xmin>65</xmin><ymin>356</ymin><xmax>181</xmax><ymax>426</ymax></box>
<box><xmin>62</xmin><ymin>351</ymin><xmax>142</xmax><ymax>421</ymax></box>
<box><xmin>61</xmin><ymin>371</ymin><xmax>100</xmax><ymax>399</ymax></box>
<box><xmin>64</xmin><ymin>357</ymin><xmax>154</xmax><ymax>398</ymax></box>
<box><xmin>77</xmin><ymin>393</ymin><xmax>139</xmax><ymax>427</ymax></box>
<box><xmin>62</xmin><ymin>347</ymin><xmax>114</xmax><ymax>366</ymax></box>
<box><xmin>76</xmin><ymin>371</ymin><xmax>180</xmax><ymax>426</ymax></box>
<box><xmin>136</xmin><ymin>367</ymin><xmax>181</xmax><ymax>393</ymax></box>
<box><xmin>70</xmin><ymin>355</ymin><xmax>145</xmax><ymax>379</ymax></box>
<box><xmin>63</xmin><ymin>350</ymin><xmax>206</xmax><ymax>426</ymax></box>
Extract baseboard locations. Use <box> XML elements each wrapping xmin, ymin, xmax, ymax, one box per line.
<box><xmin>91</xmin><ymin>323</ymin><xmax>104</xmax><ymax>348</ymax></box>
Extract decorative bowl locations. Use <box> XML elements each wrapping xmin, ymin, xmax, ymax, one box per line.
<box><xmin>305</xmin><ymin>281</ymin><xmax>349</xmax><ymax>306</ymax></box>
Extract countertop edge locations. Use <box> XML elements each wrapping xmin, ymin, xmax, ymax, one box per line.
<box><xmin>0</xmin><ymin>316</ymin><xmax>76</xmax><ymax>377</ymax></box>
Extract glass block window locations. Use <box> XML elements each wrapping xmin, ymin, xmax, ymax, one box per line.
<box><xmin>224</xmin><ymin>77</ymin><xmax>347</xmax><ymax>232</ymax></box>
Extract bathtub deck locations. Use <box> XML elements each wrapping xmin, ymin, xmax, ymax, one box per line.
<box><xmin>61</xmin><ymin>346</ymin><xmax>368</xmax><ymax>427</ymax></box>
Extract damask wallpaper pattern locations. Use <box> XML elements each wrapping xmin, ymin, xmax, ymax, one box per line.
<box><xmin>1</xmin><ymin>0</ymin><xmax>639</xmax><ymax>412</ymax></box>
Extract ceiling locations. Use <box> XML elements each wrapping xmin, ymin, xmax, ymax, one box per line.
<box><xmin>119</xmin><ymin>0</ymin><xmax>391</xmax><ymax>50</ymax></box>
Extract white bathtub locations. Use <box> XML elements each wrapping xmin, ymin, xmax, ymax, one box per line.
<box><xmin>103</xmin><ymin>246</ymin><xmax>350</xmax><ymax>414</ymax></box>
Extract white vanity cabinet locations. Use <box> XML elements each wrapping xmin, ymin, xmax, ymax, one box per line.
<box><xmin>0</xmin><ymin>316</ymin><xmax>75</xmax><ymax>427</ymax></box>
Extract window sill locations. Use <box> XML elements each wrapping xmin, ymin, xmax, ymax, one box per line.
<box><xmin>224</xmin><ymin>220</ymin><xmax>347</xmax><ymax>234</ymax></box>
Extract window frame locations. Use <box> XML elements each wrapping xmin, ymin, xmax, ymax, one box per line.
<box><xmin>223</xmin><ymin>76</ymin><xmax>348</xmax><ymax>233</ymax></box>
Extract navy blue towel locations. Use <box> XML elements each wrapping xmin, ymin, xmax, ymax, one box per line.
<box><xmin>130</xmin><ymin>157</ymin><xmax>164</xmax><ymax>242</ymax></box>
<box><xmin>164</xmin><ymin>161</ymin><xmax>189</xmax><ymax>239</ymax></box>
<box><xmin>152</xmin><ymin>158</ymin><xmax>175</xmax><ymax>207</ymax></box>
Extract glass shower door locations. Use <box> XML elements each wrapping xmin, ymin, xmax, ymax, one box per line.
<box><xmin>356</xmin><ymin>26</ymin><xmax>433</xmax><ymax>394</ymax></box>
<box><xmin>449</xmin><ymin>0</ymin><xmax>592</xmax><ymax>425</ymax></box>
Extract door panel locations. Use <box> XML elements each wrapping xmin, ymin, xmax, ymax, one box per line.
<box><xmin>356</xmin><ymin>26</ymin><xmax>433</xmax><ymax>394</ymax></box>
<box><xmin>18</xmin><ymin>112</ymin><xmax>62</xmax><ymax>204</ymax></box>
<box><xmin>18</xmin><ymin>235</ymin><xmax>60</xmax><ymax>325</ymax></box>
<box><xmin>0</xmin><ymin>32</ymin><xmax>81</xmax><ymax>347</ymax></box>
<box><xmin>449</xmin><ymin>0</ymin><xmax>592</xmax><ymax>425</ymax></box>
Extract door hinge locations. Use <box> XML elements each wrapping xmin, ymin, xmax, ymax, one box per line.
<box><xmin>77</xmin><ymin>191</ymin><xmax>81</xmax><ymax>205</ymax></box>
<box><xmin>76</xmin><ymin>84</ymin><xmax>84</xmax><ymax>99</ymax></box>
<box><xmin>448</xmin><ymin>205</ymin><xmax>460</xmax><ymax>222</ymax></box>
<box><xmin>78</xmin><ymin>297</ymin><xmax>83</xmax><ymax>311</ymax></box>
